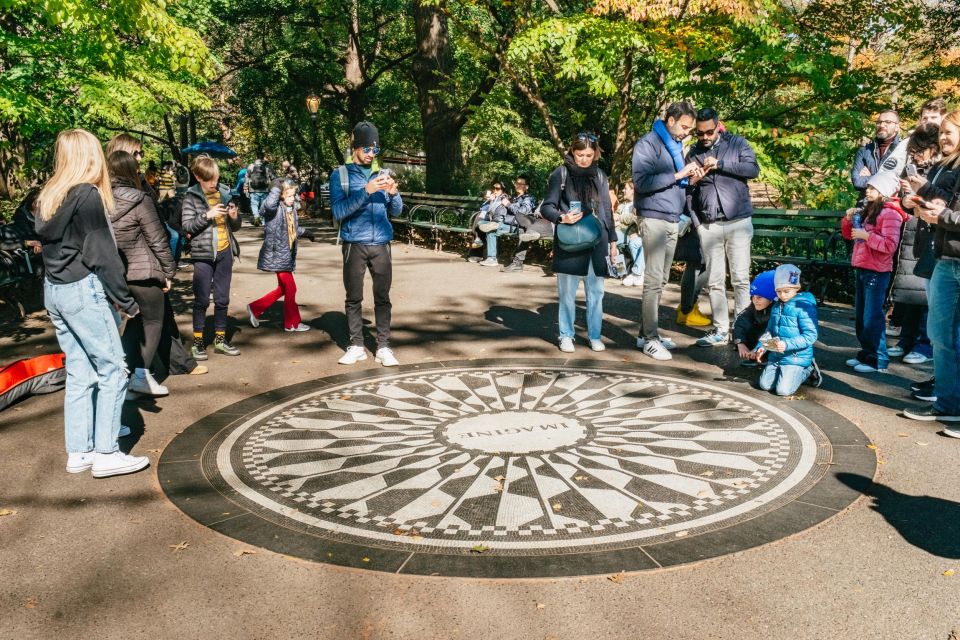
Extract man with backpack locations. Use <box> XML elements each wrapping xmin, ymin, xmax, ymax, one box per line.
<box><xmin>330</xmin><ymin>121</ymin><xmax>403</xmax><ymax>367</ymax></box>
<box><xmin>246</xmin><ymin>152</ymin><xmax>274</xmax><ymax>226</ymax></box>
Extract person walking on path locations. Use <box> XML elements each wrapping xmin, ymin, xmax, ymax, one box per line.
<box><xmin>330</xmin><ymin>121</ymin><xmax>403</xmax><ymax>367</ymax></box>
<box><xmin>851</xmin><ymin>110</ymin><xmax>903</xmax><ymax>198</ymax></box>
<box><xmin>34</xmin><ymin>129</ymin><xmax>149</xmax><ymax>478</ymax></box>
<box><xmin>246</xmin><ymin>152</ymin><xmax>274</xmax><ymax>227</ymax></box>
<box><xmin>632</xmin><ymin>101</ymin><xmax>700</xmax><ymax>360</ymax></box>
<box><xmin>247</xmin><ymin>179</ymin><xmax>316</xmax><ymax>332</ymax></box>
<box><xmin>107</xmin><ymin>150</ymin><xmax>177</xmax><ymax>397</ymax></box>
<box><xmin>539</xmin><ymin>133</ymin><xmax>617</xmax><ymax>353</ymax></box>
<box><xmin>686</xmin><ymin>107</ymin><xmax>761</xmax><ymax>347</ymax></box>
<box><xmin>181</xmin><ymin>156</ymin><xmax>242</xmax><ymax>359</ymax></box>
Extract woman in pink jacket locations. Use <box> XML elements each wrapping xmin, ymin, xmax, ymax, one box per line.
<box><xmin>841</xmin><ymin>171</ymin><xmax>909</xmax><ymax>373</ymax></box>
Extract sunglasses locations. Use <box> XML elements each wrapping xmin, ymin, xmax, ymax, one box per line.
<box><xmin>576</xmin><ymin>132</ymin><xmax>598</xmax><ymax>143</ymax></box>
<box><xmin>361</xmin><ymin>146</ymin><xmax>380</xmax><ymax>155</ymax></box>
<box><xmin>133</xmin><ymin>150</ymin><xmax>144</xmax><ymax>158</ymax></box>
<box><xmin>695</xmin><ymin>128</ymin><xmax>717</xmax><ymax>138</ymax></box>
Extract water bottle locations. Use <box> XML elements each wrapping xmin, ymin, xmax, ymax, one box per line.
<box><xmin>852</xmin><ymin>213</ymin><xmax>864</xmax><ymax>243</ymax></box>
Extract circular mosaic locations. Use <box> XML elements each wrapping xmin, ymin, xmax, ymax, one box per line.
<box><xmin>160</xmin><ymin>360</ymin><xmax>875</xmax><ymax>577</ymax></box>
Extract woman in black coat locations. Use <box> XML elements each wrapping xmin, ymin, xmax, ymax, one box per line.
<box><xmin>540</xmin><ymin>134</ymin><xmax>618</xmax><ymax>353</ymax></box>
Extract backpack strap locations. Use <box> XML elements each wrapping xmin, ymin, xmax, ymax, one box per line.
<box><xmin>338</xmin><ymin>165</ymin><xmax>350</xmax><ymax>196</ymax></box>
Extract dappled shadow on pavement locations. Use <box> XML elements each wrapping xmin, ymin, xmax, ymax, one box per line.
<box><xmin>838</xmin><ymin>473</ymin><xmax>960</xmax><ymax>559</ymax></box>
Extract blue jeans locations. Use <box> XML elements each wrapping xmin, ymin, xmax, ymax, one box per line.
<box><xmin>759</xmin><ymin>362</ymin><xmax>812</xmax><ymax>396</ymax></box>
<box><xmin>557</xmin><ymin>262</ymin><xmax>605</xmax><ymax>340</ymax></box>
<box><xmin>854</xmin><ymin>268</ymin><xmax>891</xmax><ymax>369</ymax></box>
<box><xmin>250</xmin><ymin>191</ymin><xmax>267</xmax><ymax>222</ymax></box>
<box><xmin>166</xmin><ymin>223</ymin><xmax>182</xmax><ymax>265</ymax></box>
<box><xmin>44</xmin><ymin>274</ymin><xmax>127</xmax><ymax>454</ymax></box>
<box><xmin>485</xmin><ymin>223</ymin><xmax>514</xmax><ymax>258</ymax></box>
<box><xmin>929</xmin><ymin>260</ymin><xmax>960</xmax><ymax>414</ymax></box>
<box><xmin>616</xmin><ymin>230</ymin><xmax>644</xmax><ymax>276</ymax></box>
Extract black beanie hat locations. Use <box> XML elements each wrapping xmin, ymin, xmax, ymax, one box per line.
<box><xmin>352</xmin><ymin>121</ymin><xmax>379</xmax><ymax>149</ymax></box>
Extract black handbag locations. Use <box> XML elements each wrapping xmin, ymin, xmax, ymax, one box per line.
<box><xmin>913</xmin><ymin>223</ymin><xmax>936</xmax><ymax>279</ymax></box>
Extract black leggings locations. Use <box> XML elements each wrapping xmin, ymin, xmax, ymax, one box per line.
<box><xmin>122</xmin><ymin>282</ymin><xmax>165</xmax><ymax>371</ymax></box>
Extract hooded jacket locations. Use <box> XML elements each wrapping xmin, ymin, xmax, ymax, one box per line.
<box><xmin>840</xmin><ymin>200</ymin><xmax>908</xmax><ymax>272</ymax></box>
<box><xmin>891</xmin><ymin>216</ymin><xmax>927</xmax><ymax>305</ymax></box>
<box><xmin>850</xmin><ymin>135</ymin><xmax>903</xmax><ymax>194</ymax></box>
<box><xmin>257</xmin><ymin>186</ymin><xmax>305</xmax><ymax>272</ymax></box>
<box><xmin>915</xmin><ymin>160</ymin><xmax>960</xmax><ymax>261</ymax></box>
<box><xmin>330</xmin><ymin>163</ymin><xmax>401</xmax><ymax>245</ymax></box>
<box><xmin>765</xmin><ymin>291</ymin><xmax>818</xmax><ymax>368</ymax></box>
<box><xmin>34</xmin><ymin>184</ymin><xmax>137</xmax><ymax>314</ymax></box>
<box><xmin>109</xmin><ymin>181</ymin><xmax>176</xmax><ymax>284</ymax></box>
<box><xmin>631</xmin><ymin>129</ymin><xmax>686</xmax><ymax>222</ymax></box>
<box><xmin>180</xmin><ymin>183</ymin><xmax>240</xmax><ymax>261</ymax></box>
<box><xmin>685</xmin><ymin>132</ymin><xmax>760</xmax><ymax>225</ymax></box>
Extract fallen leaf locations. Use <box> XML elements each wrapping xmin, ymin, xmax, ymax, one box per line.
<box><xmin>340</xmin><ymin>395</ymin><xmax>351</xmax><ymax>400</ymax></box>
<box><xmin>470</xmin><ymin>544</ymin><xmax>490</xmax><ymax>554</ymax></box>
<box><xmin>536</xmin><ymin>603</ymin><xmax>546</xmax><ymax>610</ymax></box>
<box><xmin>607</xmin><ymin>571</ymin><xmax>626</xmax><ymax>584</ymax></box>
<box><xmin>552</xmin><ymin>503</ymin><xmax>562</xmax><ymax>511</ymax></box>
<box><xmin>233</xmin><ymin>549</ymin><xmax>257</xmax><ymax>557</ymax></box>
<box><xmin>866</xmin><ymin>444</ymin><xmax>878</xmax><ymax>450</ymax></box>
<box><xmin>430</xmin><ymin>500</ymin><xmax>442</xmax><ymax>508</ymax></box>
<box><xmin>897</xmin><ymin>433</ymin><xmax>909</xmax><ymax>438</ymax></box>
<box><xmin>575</xmin><ymin>475</ymin><xmax>588</xmax><ymax>481</ymax></box>
<box><xmin>915</xmin><ymin>442</ymin><xmax>930</xmax><ymax>446</ymax></box>
<box><xmin>675</xmin><ymin>530</ymin><xmax>689</xmax><ymax>538</ymax></box>
<box><xmin>291</xmin><ymin>360</ymin><xmax>301</xmax><ymax>364</ymax></box>
<box><xmin>361</xmin><ymin>557</ymin><xmax>370</xmax><ymax>563</ymax></box>
<box><xmin>25</xmin><ymin>597</ymin><xmax>38</xmax><ymax>609</ymax></box>
<box><xmin>147</xmin><ymin>449</ymin><xmax>161</xmax><ymax>453</ymax></box>
<box><xmin>697</xmin><ymin>490</ymin><xmax>710</xmax><ymax>498</ymax></box>
<box><xmin>944</xmin><ymin>569</ymin><xmax>955</xmax><ymax>577</ymax></box>
<box><xmin>700</xmin><ymin>471</ymin><xmax>714</xmax><ymax>477</ymax></box>
<box><xmin>0</xmin><ymin>508</ymin><xmax>16</xmax><ymax>516</ymax></box>
<box><xmin>168</xmin><ymin>542</ymin><xmax>189</xmax><ymax>552</ymax></box>
<box><xmin>493</xmin><ymin>481</ymin><xmax>504</xmax><ymax>493</ymax></box>
<box><xmin>494</xmin><ymin>475</ymin><xmax>505</xmax><ymax>482</ymax></box>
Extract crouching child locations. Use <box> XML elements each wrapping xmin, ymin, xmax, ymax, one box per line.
<box><xmin>733</xmin><ymin>269</ymin><xmax>777</xmax><ymax>367</ymax></box>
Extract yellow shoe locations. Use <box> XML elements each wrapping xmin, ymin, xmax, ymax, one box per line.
<box><xmin>676</xmin><ymin>306</ymin><xmax>689</xmax><ymax>325</ymax></box>
<box><xmin>684</xmin><ymin>306</ymin><xmax>713</xmax><ymax>327</ymax></box>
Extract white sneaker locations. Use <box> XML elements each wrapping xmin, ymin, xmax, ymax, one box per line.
<box><xmin>854</xmin><ymin>363</ymin><xmax>887</xmax><ymax>374</ymax></box>
<box><xmin>621</xmin><ymin>274</ymin><xmax>636</xmax><ymax>287</ymax></box>
<box><xmin>845</xmin><ymin>358</ymin><xmax>861</xmax><ymax>368</ymax></box>
<box><xmin>91</xmin><ymin>451</ymin><xmax>150</xmax><ymax>478</ymax></box>
<box><xmin>636</xmin><ymin>336</ymin><xmax>677</xmax><ymax>350</ymax></box>
<box><xmin>643</xmin><ymin>340</ymin><xmax>673</xmax><ymax>361</ymax></box>
<box><xmin>127</xmin><ymin>370</ymin><xmax>168</xmax><ymax>397</ymax></box>
<box><xmin>903</xmin><ymin>351</ymin><xmax>930</xmax><ymax>364</ymax></box>
<box><xmin>590</xmin><ymin>339</ymin><xmax>605</xmax><ymax>352</ymax></box>
<box><xmin>559</xmin><ymin>337</ymin><xmax>575</xmax><ymax>353</ymax></box>
<box><xmin>284</xmin><ymin>323</ymin><xmax>311</xmax><ymax>332</ymax></box>
<box><xmin>338</xmin><ymin>345</ymin><xmax>368</xmax><ymax>365</ymax></box>
<box><xmin>247</xmin><ymin>303</ymin><xmax>259</xmax><ymax>328</ymax></box>
<box><xmin>479</xmin><ymin>257</ymin><xmax>499</xmax><ymax>267</ymax></box>
<box><xmin>66</xmin><ymin>452</ymin><xmax>94</xmax><ymax>473</ymax></box>
<box><xmin>518</xmin><ymin>231</ymin><xmax>541</xmax><ymax>243</ymax></box>
<box><xmin>375</xmin><ymin>347</ymin><xmax>400</xmax><ymax>367</ymax></box>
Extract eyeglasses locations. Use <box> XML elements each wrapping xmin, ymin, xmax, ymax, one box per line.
<box><xmin>876</xmin><ymin>119</ymin><xmax>898</xmax><ymax>126</ymax></box>
<box><xmin>576</xmin><ymin>133</ymin><xmax>597</xmax><ymax>143</ymax></box>
<box><xmin>133</xmin><ymin>150</ymin><xmax>144</xmax><ymax>158</ymax></box>
<box><xmin>695</xmin><ymin>128</ymin><xmax>717</xmax><ymax>138</ymax></box>
<box><xmin>492</xmin><ymin>186</ymin><xmax>503</xmax><ymax>191</ymax></box>
<box><xmin>361</xmin><ymin>146</ymin><xmax>380</xmax><ymax>155</ymax></box>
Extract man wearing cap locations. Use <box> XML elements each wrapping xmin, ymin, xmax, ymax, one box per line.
<box><xmin>330</xmin><ymin>121</ymin><xmax>403</xmax><ymax>367</ymax></box>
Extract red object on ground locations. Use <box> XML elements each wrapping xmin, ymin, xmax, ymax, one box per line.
<box><xmin>0</xmin><ymin>353</ymin><xmax>67</xmax><ymax>412</ymax></box>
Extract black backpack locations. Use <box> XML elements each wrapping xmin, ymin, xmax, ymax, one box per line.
<box><xmin>249</xmin><ymin>161</ymin><xmax>270</xmax><ymax>190</ymax></box>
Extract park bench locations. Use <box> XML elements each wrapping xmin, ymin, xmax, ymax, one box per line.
<box><xmin>0</xmin><ymin>230</ymin><xmax>43</xmax><ymax>322</ymax></box>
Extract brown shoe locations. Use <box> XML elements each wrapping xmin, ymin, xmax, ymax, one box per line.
<box><xmin>189</xmin><ymin>365</ymin><xmax>209</xmax><ymax>375</ymax></box>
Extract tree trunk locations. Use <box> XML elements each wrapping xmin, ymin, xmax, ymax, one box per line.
<box><xmin>610</xmin><ymin>52</ymin><xmax>635</xmax><ymax>187</ymax></box>
<box><xmin>178</xmin><ymin>114</ymin><xmax>189</xmax><ymax>151</ymax></box>
<box><xmin>188</xmin><ymin>111</ymin><xmax>197</xmax><ymax>146</ymax></box>
<box><xmin>412</xmin><ymin>1</ymin><xmax>464</xmax><ymax>193</ymax></box>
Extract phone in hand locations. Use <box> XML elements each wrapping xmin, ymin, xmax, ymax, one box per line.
<box><xmin>905</xmin><ymin>164</ymin><xmax>918</xmax><ymax>178</ymax></box>
<box><xmin>377</xmin><ymin>168</ymin><xmax>393</xmax><ymax>180</ymax></box>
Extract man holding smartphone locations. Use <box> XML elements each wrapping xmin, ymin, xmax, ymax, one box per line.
<box><xmin>331</xmin><ymin>121</ymin><xmax>403</xmax><ymax>367</ymax></box>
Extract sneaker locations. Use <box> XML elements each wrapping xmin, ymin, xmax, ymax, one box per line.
<box><xmin>845</xmin><ymin>358</ymin><xmax>861</xmax><ymax>368</ymax></box>
<box><xmin>502</xmin><ymin>261</ymin><xmax>523</xmax><ymax>273</ymax></box>
<box><xmin>118</xmin><ymin>425</ymin><xmax>131</xmax><ymax>438</ymax></box>
<box><xmin>247</xmin><ymin>304</ymin><xmax>260</xmax><ymax>328</ymax></box>
<box><xmin>127</xmin><ymin>371</ymin><xmax>168</xmax><ymax>397</ymax></box>
<box><xmin>636</xmin><ymin>336</ymin><xmax>677</xmax><ymax>351</ymax></box>
<box><xmin>696</xmin><ymin>330</ymin><xmax>729</xmax><ymax>347</ymax></box>
<box><xmin>887</xmin><ymin>324</ymin><xmax>901</xmax><ymax>337</ymax></box>
<box><xmin>66</xmin><ymin>452</ymin><xmax>94</xmax><ymax>474</ymax></box>
<box><xmin>559</xmin><ymin>337</ymin><xmax>575</xmax><ymax>353</ymax></box>
<box><xmin>518</xmin><ymin>231</ymin><xmax>541</xmax><ymax>243</ymax></box>
<box><xmin>91</xmin><ymin>451</ymin><xmax>150</xmax><ymax>478</ymax></box>
<box><xmin>806</xmin><ymin>360</ymin><xmax>823</xmax><ymax>388</ymax></box>
<box><xmin>677</xmin><ymin>305</ymin><xmax>712</xmax><ymax>327</ymax></box>
<box><xmin>887</xmin><ymin>345</ymin><xmax>904</xmax><ymax>357</ymax></box>
<box><xmin>470</xmin><ymin>238</ymin><xmax>484</xmax><ymax>249</ymax></box>
<box><xmin>943</xmin><ymin>427</ymin><xmax>960</xmax><ymax>438</ymax></box>
<box><xmin>911</xmin><ymin>389</ymin><xmax>937</xmax><ymax>402</ymax></box>
<box><xmin>191</xmin><ymin>345</ymin><xmax>208</xmax><ymax>361</ymax></box>
<box><xmin>285</xmin><ymin>323</ymin><xmax>311</xmax><ymax>332</ymax></box>
<box><xmin>467</xmin><ymin>256</ymin><xmax>483</xmax><ymax>263</ymax></box>
<box><xmin>189</xmin><ymin>365</ymin><xmax>208</xmax><ymax>375</ymax></box>
<box><xmin>903</xmin><ymin>351</ymin><xmax>930</xmax><ymax>365</ymax></box>
<box><xmin>338</xmin><ymin>345</ymin><xmax>368</xmax><ymax>365</ymax></box>
<box><xmin>478</xmin><ymin>221</ymin><xmax>500</xmax><ymax>233</ymax></box>
<box><xmin>621</xmin><ymin>274</ymin><xmax>637</xmax><ymax>287</ymax></box>
<box><xmin>590</xmin><ymin>339</ymin><xmax>605</xmax><ymax>352</ymax></box>
<box><xmin>643</xmin><ymin>339</ymin><xmax>673</xmax><ymax>361</ymax></box>
<box><xmin>214</xmin><ymin>340</ymin><xmax>241</xmax><ymax>356</ymax></box>
<box><xmin>854</xmin><ymin>363</ymin><xmax>887</xmax><ymax>373</ymax></box>
<box><xmin>375</xmin><ymin>347</ymin><xmax>400</xmax><ymax>367</ymax></box>
<box><xmin>903</xmin><ymin>405</ymin><xmax>960</xmax><ymax>422</ymax></box>
<box><xmin>479</xmin><ymin>257</ymin><xmax>499</xmax><ymax>267</ymax></box>
<box><xmin>911</xmin><ymin>378</ymin><xmax>935</xmax><ymax>393</ymax></box>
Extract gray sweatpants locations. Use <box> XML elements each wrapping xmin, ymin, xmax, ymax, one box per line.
<box><xmin>696</xmin><ymin>217</ymin><xmax>754</xmax><ymax>333</ymax></box>
<box><xmin>639</xmin><ymin>217</ymin><xmax>679</xmax><ymax>340</ymax></box>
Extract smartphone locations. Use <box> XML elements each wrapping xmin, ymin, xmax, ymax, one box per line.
<box><xmin>905</xmin><ymin>164</ymin><xmax>917</xmax><ymax>178</ymax></box>
<box><xmin>377</xmin><ymin>168</ymin><xmax>393</xmax><ymax>180</ymax></box>
<box><xmin>569</xmin><ymin>200</ymin><xmax>582</xmax><ymax>214</ymax></box>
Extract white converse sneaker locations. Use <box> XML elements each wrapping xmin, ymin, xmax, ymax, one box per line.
<box><xmin>590</xmin><ymin>339</ymin><xmax>605</xmax><ymax>352</ymax></box>
<box><xmin>559</xmin><ymin>337</ymin><xmax>575</xmax><ymax>353</ymax></box>
<box><xmin>375</xmin><ymin>347</ymin><xmax>400</xmax><ymax>367</ymax></box>
<box><xmin>636</xmin><ymin>336</ymin><xmax>677</xmax><ymax>350</ymax></box>
<box><xmin>127</xmin><ymin>370</ymin><xmax>168</xmax><ymax>397</ymax></box>
<box><xmin>284</xmin><ymin>323</ymin><xmax>311</xmax><ymax>332</ymax></box>
<box><xmin>338</xmin><ymin>345</ymin><xmax>368</xmax><ymax>365</ymax></box>
<box><xmin>91</xmin><ymin>451</ymin><xmax>149</xmax><ymax>478</ymax></box>
<box><xmin>643</xmin><ymin>339</ymin><xmax>673</xmax><ymax>361</ymax></box>
<box><xmin>66</xmin><ymin>452</ymin><xmax>94</xmax><ymax>473</ymax></box>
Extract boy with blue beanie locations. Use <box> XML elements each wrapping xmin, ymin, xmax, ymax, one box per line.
<box><xmin>756</xmin><ymin>264</ymin><xmax>822</xmax><ymax>394</ymax></box>
<box><xmin>733</xmin><ymin>269</ymin><xmax>777</xmax><ymax>365</ymax></box>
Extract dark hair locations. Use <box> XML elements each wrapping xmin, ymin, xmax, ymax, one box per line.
<box><xmin>567</xmin><ymin>135</ymin><xmax>602</xmax><ymax>160</ymax></box>
<box><xmin>256</xmin><ymin>150</ymin><xmax>265</xmax><ymax>160</ymax></box>
<box><xmin>490</xmin><ymin>181</ymin><xmax>504</xmax><ymax>190</ymax></box>
<box><xmin>696</xmin><ymin>107</ymin><xmax>719</xmax><ymax>123</ymax></box>
<box><xmin>921</xmin><ymin>97</ymin><xmax>948</xmax><ymax>116</ymax></box>
<box><xmin>108</xmin><ymin>150</ymin><xmax>142</xmax><ymax>187</ymax></box>
<box><xmin>665</xmin><ymin>101</ymin><xmax>696</xmax><ymax>122</ymax></box>
<box><xmin>907</xmin><ymin>123</ymin><xmax>941</xmax><ymax>156</ymax></box>
<box><xmin>515</xmin><ymin>174</ymin><xmax>530</xmax><ymax>183</ymax></box>
<box><xmin>862</xmin><ymin>199</ymin><xmax>884</xmax><ymax>226</ymax></box>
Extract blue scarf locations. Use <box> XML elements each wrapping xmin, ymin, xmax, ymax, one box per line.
<box><xmin>652</xmin><ymin>119</ymin><xmax>688</xmax><ymax>187</ymax></box>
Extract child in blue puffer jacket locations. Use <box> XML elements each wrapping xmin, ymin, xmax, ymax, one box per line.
<box><xmin>755</xmin><ymin>264</ymin><xmax>822</xmax><ymax>395</ymax></box>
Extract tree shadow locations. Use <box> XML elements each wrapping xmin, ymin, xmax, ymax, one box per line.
<box><xmin>837</xmin><ymin>473</ymin><xmax>960</xmax><ymax>559</ymax></box>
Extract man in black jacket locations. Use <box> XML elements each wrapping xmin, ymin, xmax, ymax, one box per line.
<box><xmin>687</xmin><ymin>108</ymin><xmax>761</xmax><ymax>347</ymax></box>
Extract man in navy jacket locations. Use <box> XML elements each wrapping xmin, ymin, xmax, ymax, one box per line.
<box><xmin>330</xmin><ymin>121</ymin><xmax>403</xmax><ymax>367</ymax></box>
<box><xmin>850</xmin><ymin>110</ymin><xmax>902</xmax><ymax>198</ymax></box>
<box><xmin>686</xmin><ymin>107</ymin><xmax>761</xmax><ymax>347</ymax></box>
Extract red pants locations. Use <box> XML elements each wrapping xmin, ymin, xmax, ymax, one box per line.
<box><xmin>249</xmin><ymin>272</ymin><xmax>301</xmax><ymax>329</ymax></box>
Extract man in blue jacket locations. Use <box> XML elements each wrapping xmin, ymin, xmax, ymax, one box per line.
<box><xmin>687</xmin><ymin>108</ymin><xmax>761</xmax><ymax>347</ymax></box>
<box><xmin>330</xmin><ymin>121</ymin><xmax>403</xmax><ymax>367</ymax></box>
<box><xmin>632</xmin><ymin>101</ymin><xmax>700</xmax><ymax>361</ymax></box>
<box><xmin>850</xmin><ymin>110</ymin><xmax>902</xmax><ymax>198</ymax></box>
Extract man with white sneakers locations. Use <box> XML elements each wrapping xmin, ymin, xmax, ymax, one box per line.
<box><xmin>330</xmin><ymin>121</ymin><xmax>403</xmax><ymax>367</ymax></box>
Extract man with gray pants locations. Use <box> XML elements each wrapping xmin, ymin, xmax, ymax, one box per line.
<box><xmin>632</xmin><ymin>101</ymin><xmax>699</xmax><ymax>361</ymax></box>
<box><xmin>686</xmin><ymin>107</ymin><xmax>760</xmax><ymax>346</ymax></box>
